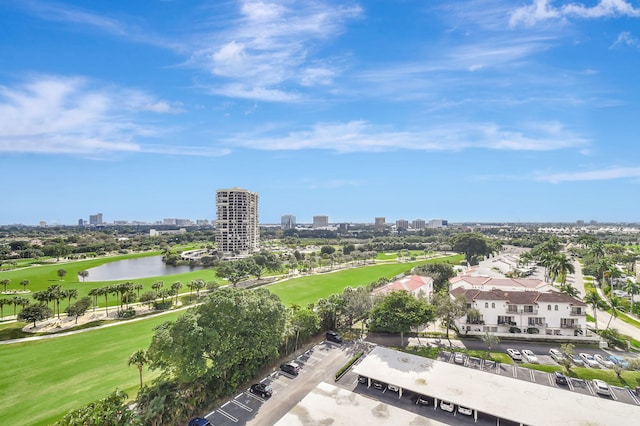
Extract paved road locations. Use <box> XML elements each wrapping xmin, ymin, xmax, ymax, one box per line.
<box><xmin>573</xmin><ymin>261</ymin><xmax>640</xmax><ymax>343</ymax></box>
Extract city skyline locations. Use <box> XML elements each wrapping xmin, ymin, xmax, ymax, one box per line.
<box><xmin>2</xmin><ymin>1</ymin><xmax>640</xmax><ymax>226</ymax></box>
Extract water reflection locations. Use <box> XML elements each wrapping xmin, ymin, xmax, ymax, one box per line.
<box><xmin>83</xmin><ymin>256</ymin><xmax>202</xmax><ymax>281</ymax></box>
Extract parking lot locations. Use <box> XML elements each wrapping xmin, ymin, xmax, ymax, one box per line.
<box><xmin>438</xmin><ymin>350</ymin><xmax>640</xmax><ymax>406</ymax></box>
<box><xmin>202</xmin><ymin>340</ymin><xmax>352</xmax><ymax>425</ymax></box>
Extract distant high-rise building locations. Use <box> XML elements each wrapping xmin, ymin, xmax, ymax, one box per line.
<box><xmin>589</xmin><ymin>220</ymin><xmax>598</xmax><ymax>225</ymax></box>
<box><xmin>216</xmin><ymin>188</ymin><xmax>259</xmax><ymax>257</ymax></box>
<box><xmin>396</xmin><ymin>219</ymin><xmax>409</xmax><ymax>230</ymax></box>
<box><xmin>313</xmin><ymin>216</ymin><xmax>329</xmax><ymax>228</ymax></box>
<box><xmin>39</xmin><ymin>221</ymin><xmax>47</xmax><ymax>227</ymax></box>
<box><xmin>281</xmin><ymin>214</ymin><xmax>296</xmax><ymax>230</ymax></box>
<box><xmin>412</xmin><ymin>219</ymin><xmax>426</xmax><ymax>230</ymax></box>
<box><xmin>375</xmin><ymin>217</ymin><xmax>385</xmax><ymax>228</ymax></box>
<box><xmin>428</xmin><ymin>219</ymin><xmax>448</xmax><ymax>228</ymax></box>
<box><xmin>89</xmin><ymin>213</ymin><xmax>103</xmax><ymax>226</ymax></box>
<box><xmin>78</xmin><ymin>219</ymin><xmax>85</xmax><ymax>226</ymax></box>
<box><xmin>163</xmin><ymin>218</ymin><xmax>178</xmax><ymax>225</ymax></box>
<box><xmin>576</xmin><ymin>220</ymin><xmax>585</xmax><ymax>226</ymax></box>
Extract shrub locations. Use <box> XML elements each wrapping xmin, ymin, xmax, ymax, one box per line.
<box><xmin>117</xmin><ymin>307</ymin><xmax>136</xmax><ymax>319</ymax></box>
<box><xmin>180</xmin><ymin>294</ymin><xmax>198</xmax><ymax>305</ymax></box>
<box><xmin>153</xmin><ymin>301</ymin><xmax>173</xmax><ymax>311</ymax></box>
<box><xmin>335</xmin><ymin>351</ymin><xmax>364</xmax><ymax>381</ymax></box>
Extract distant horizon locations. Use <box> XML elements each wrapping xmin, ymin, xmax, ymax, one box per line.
<box><xmin>2</xmin><ymin>1</ymin><xmax>640</xmax><ymax>225</ymax></box>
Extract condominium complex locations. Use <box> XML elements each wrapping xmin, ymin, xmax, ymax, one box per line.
<box><xmin>281</xmin><ymin>214</ymin><xmax>296</xmax><ymax>230</ymax></box>
<box><xmin>313</xmin><ymin>215</ymin><xmax>329</xmax><ymax>228</ymax></box>
<box><xmin>216</xmin><ymin>188</ymin><xmax>260</xmax><ymax>257</ymax></box>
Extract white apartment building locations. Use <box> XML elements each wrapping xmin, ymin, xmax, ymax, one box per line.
<box><xmin>372</xmin><ymin>275</ymin><xmax>434</xmax><ymax>299</ymax></box>
<box><xmin>216</xmin><ymin>188</ymin><xmax>259</xmax><ymax>257</ymax></box>
<box><xmin>450</xmin><ymin>276</ymin><xmax>587</xmax><ymax>337</ymax></box>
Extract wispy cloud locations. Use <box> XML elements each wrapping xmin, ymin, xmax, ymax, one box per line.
<box><xmin>0</xmin><ymin>75</ymin><xmax>225</xmax><ymax>157</ymax></box>
<box><xmin>510</xmin><ymin>0</ymin><xmax>640</xmax><ymax>27</ymax></box>
<box><xmin>223</xmin><ymin>120</ymin><xmax>588</xmax><ymax>153</ymax></box>
<box><xmin>190</xmin><ymin>1</ymin><xmax>362</xmax><ymax>102</ymax></box>
<box><xmin>536</xmin><ymin>166</ymin><xmax>640</xmax><ymax>183</ymax></box>
<box><xmin>611</xmin><ymin>31</ymin><xmax>640</xmax><ymax>49</ymax></box>
<box><xmin>20</xmin><ymin>0</ymin><xmax>187</xmax><ymax>52</ymax></box>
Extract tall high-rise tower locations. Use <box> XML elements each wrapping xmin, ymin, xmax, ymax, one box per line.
<box><xmin>216</xmin><ymin>188</ymin><xmax>259</xmax><ymax>257</ymax></box>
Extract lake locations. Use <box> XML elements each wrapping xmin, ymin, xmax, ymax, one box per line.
<box><xmin>83</xmin><ymin>256</ymin><xmax>203</xmax><ymax>281</ymax></box>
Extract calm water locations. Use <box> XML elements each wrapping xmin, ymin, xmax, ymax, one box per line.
<box><xmin>83</xmin><ymin>256</ymin><xmax>203</xmax><ymax>282</ymax></box>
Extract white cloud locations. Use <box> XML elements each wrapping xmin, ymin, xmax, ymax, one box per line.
<box><xmin>510</xmin><ymin>0</ymin><xmax>640</xmax><ymax>27</ymax></box>
<box><xmin>191</xmin><ymin>1</ymin><xmax>362</xmax><ymax>102</ymax></box>
<box><xmin>611</xmin><ymin>31</ymin><xmax>640</xmax><ymax>48</ymax></box>
<box><xmin>536</xmin><ymin>167</ymin><xmax>640</xmax><ymax>183</ymax></box>
<box><xmin>223</xmin><ymin>120</ymin><xmax>589</xmax><ymax>153</ymax></box>
<box><xmin>0</xmin><ymin>76</ymin><xmax>220</xmax><ymax>157</ymax></box>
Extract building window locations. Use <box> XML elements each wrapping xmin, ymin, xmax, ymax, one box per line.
<box><xmin>485</xmin><ymin>302</ymin><xmax>488</xmax><ymax>308</ymax></box>
<box><xmin>555</xmin><ymin>305</ymin><xmax>558</xmax><ymax>311</ymax></box>
<box><xmin>491</xmin><ymin>303</ymin><xmax>495</xmax><ymax>308</ymax></box>
<box><xmin>548</xmin><ymin>305</ymin><xmax>551</xmax><ymax>311</ymax></box>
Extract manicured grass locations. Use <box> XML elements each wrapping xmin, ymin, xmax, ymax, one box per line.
<box><xmin>0</xmin><ymin>310</ymin><xmax>182</xmax><ymax>426</ymax></box>
<box><xmin>269</xmin><ymin>254</ymin><xmax>464</xmax><ymax>306</ymax></box>
<box><xmin>521</xmin><ymin>363</ymin><xmax>562</xmax><ymax>373</ymax></box>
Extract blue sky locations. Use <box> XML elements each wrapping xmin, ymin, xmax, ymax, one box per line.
<box><xmin>1</xmin><ymin>0</ymin><xmax>640</xmax><ymax>226</ymax></box>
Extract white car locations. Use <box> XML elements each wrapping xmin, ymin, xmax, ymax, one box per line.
<box><xmin>548</xmin><ymin>348</ymin><xmax>564</xmax><ymax>362</ymax></box>
<box><xmin>593</xmin><ymin>379</ymin><xmax>611</xmax><ymax>396</ymax></box>
<box><xmin>521</xmin><ymin>349</ymin><xmax>539</xmax><ymax>363</ymax></box>
<box><xmin>507</xmin><ymin>348</ymin><xmax>522</xmax><ymax>361</ymax></box>
<box><xmin>579</xmin><ymin>353</ymin><xmax>600</xmax><ymax>368</ymax></box>
<box><xmin>440</xmin><ymin>401</ymin><xmax>454</xmax><ymax>412</ymax></box>
<box><xmin>458</xmin><ymin>406</ymin><xmax>473</xmax><ymax>416</ymax></box>
<box><xmin>453</xmin><ymin>352</ymin><xmax>466</xmax><ymax>365</ymax></box>
<box><xmin>594</xmin><ymin>354</ymin><xmax>615</xmax><ymax>369</ymax></box>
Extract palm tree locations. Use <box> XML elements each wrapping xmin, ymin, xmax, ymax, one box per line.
<box><xmin>583</xmin><ymin>291</ymin><xmax>607</xmax><ymax>331</ymax></box>
<box><xmin>550</xmin><ymin>253</ymin><xmax>575</xmax><ymax>285</ymax></box>
<box><xmin>20</xmin><ymin>279</ymin><xmax>30</xmax><ymax>292</ymax></box>
<box><xmin>481</xmin><ymin>332</ymin><xmax>500</xmax><ymax>358</ymax></box>
<box><xmin>99</xmin><ymin>286</ymin><xmax>110</xmax><ymax>316</ymax></box>
<box><xmin>48</xmin><ymin>284</ymin><xmax>63</xmax><ymax>318</ymax></box>
<box><xmin>606</xmin><ymin>296</ymin><xmax>622</xmax><ymax>330</ymax></box>
<box><xmin>0</xmin><ymin>298</ymin><xmax>10</xmax><ymax>318</ymax></box>
<box><xmin>623</xmin><ymin>280</ymin><xmax>640</xmax><ymax>306</ymax></box>
<box><xmin>78</xmin><ymin>270</ymin><xmax>89</xmax><ymax>282</ymax></box>
<box><xmin>595</xmin><ymin>258</ymin><xmax>613</xmax><ymax>287</ymax></box>
<box><xmin>88</xmin><ymin>288</ymin><xmax>99</xmax><ymax>313</ymax></box>
<box><xmin>590</xmin><ymin>241</ymin><xmax>606</xmax><ymax>260</ymax></box>
<box><xmin>1</xmin><ymin>279</ymin><xmax>11</xmax><ymax>292</ymax></box>
<box><xmin>65</xmin><ymin>288</ymin><xmax>78</xmax><ymax>310</ymax></box>
<box><xmin>559</xmin><ymin>283</ymin><xmax>580</xmax><ymax>298</ymax></box>
<box><xmin>128</xmin><ymin>350</ymin><xmax>148</xmax><ymax>389</ymax></box>
<box><xmin>134</xmin><ymin>284</ymin><xmax>144</xmax><ymax>298</ymax></box>
<box><xmin>171</xmin><ymin>281</ymin><xmax>183</xmax><ymax>305</ymax></box>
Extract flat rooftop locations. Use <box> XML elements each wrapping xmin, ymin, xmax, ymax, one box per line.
<box><xmin>274</xmin><ymin>381</ymin><xmax>448</xmax><ymax>426</ymax></box>
<box><xmin>352</xmin><ymin>346</ymin><xmax>639</xmax><ymax>426</ymax></box>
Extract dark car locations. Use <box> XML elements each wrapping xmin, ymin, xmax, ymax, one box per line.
<box><xmin>188</xmin><ymin>418</ymin><xmax>211</xmax><ymax>426</ymax></box>
<box><xmin>372</xmin><ymin>380</ymin><xmax>384</xmax><ymax>390</ymax></box>
<box><xmin>326</xmin><ymin>330</ymin><xmax>343</xmax><ymax>343</ymax></box>
<box><xmin>250</xmin><ymin>382</ymin><xmax>273</xmax><ymax>397</ymax></box>
<box><xmin>554</xmin><ymin>371</ymin><xmax>568</xmax><ymax>386</ymax></box>
<box><xmin>280</xmin><ymin>361</ymin><xmax>301</xmax><ymax>376</ymax></box>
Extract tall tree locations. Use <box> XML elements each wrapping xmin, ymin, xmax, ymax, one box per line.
<box><xmin>0</xmin><ymin>279</ymin><xmax>10</xmax><ymax>292</ymax></box>
<box><xmin>57</xmin><ymin>269</ymin><xmax>67</xmax><ymax>281</ymax></box>
<box><xmin>412</xmin><ymin>263</ymin><xmax>455</xmax><ymax>292</ymax></box>
<box><xmin>451</xmin><ymin>233</ymin><xmax>492</xmax><ymax>266</ymax></box>
<box><xmin>20</xmin><ymin>279</ymin><xmax>30</xmax><ymax>291</ymax></box>
<box><xmin>0</xmin><ymin>298</ymin><xmax>10</xmax><ymax>318</ymax></box>
<box><xmin>368</xmin><ymin>291</ymin><xmax>434</xmax><ymax>346</ymax></box>
<box><xmin>129</xmin><ymin>350</ymin><xmax>149</xmax><ymax>389</ymax></box>
<box><xmin>623</xmin><ymin>280</ymin><xmax>640</xmax><ymax>306</ymax></box>
<box><xmin>171</xmin><ymin>281</ymin><xmax>183</xmax><ymax>305</ymax></box>
<box><xmin>432</xmin><ymin>292</ymin><xmax>468</xmax><ymax>342</ymax></box>
<box><xmin>147</xmin><ymin>287</ymin><xmax>285</xmax><ymax>384</ymax></box>
<box><xmin>583</xmin><ymin>290</ymin><xmax>607</xmax><ymax>331</ymax></box>
<box><xmin>78</xmin><ymin>270</ymin><xmax>89</xmax><ymax>282</ymax></box>
<box><xmin>88</xmin><ymin>288</ymin><xmax>100</xmax><ymax>313</ymax></box>
<box><xmin>65</xmin><ymin>297</ymin><xmax>92</xmax><ymax>324</ymax></box>
<box><xmin>606</xmin><ymin>296</ymin><xmax>622</xmax><ymax>330</ymax></box>
<box><xmin>481</xmin><ymin>332</ymin><xmax>500</xmax><ymax>358</ymax></box>
<box><xmin>549</xmin><ymin>253</ymin><xmax>575</xmax><ymax>285</ymax></box>
<box><xmin>54</xmin><ymin>389</ymin><xmax>139</xmax><ymax>426</ymax></box>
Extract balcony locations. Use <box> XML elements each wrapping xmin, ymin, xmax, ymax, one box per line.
<box><xmin>560</xmin><ymin>323</ymin><xmax>581</xmax><ymax>329</ymax></box>
<box><xmin>506</xmin><ymin>308</ymin><xmax>538</xmax><ymax>315</ymax></box>
<box><xmin>466</xmin><ymin>319</ymin><xmax>485</xmax><ymax>325</ymax></box>
<box><xmin>570</xmin><ymin>310</ymin><xmax>586</xmax><ymax>316</ymax></box>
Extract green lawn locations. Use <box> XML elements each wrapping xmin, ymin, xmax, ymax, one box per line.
<box><xmin>269</xmin><ymin>254</ymin><xmax>463</xmax><ymax>306</ymax></box>
<box><xmin>0</xmin><ymin>310</ymin><xmax>182</xmax><ymax>426</ymax></box>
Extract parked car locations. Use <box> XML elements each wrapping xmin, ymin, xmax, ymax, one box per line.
<box><xmin>372</xmin><ymin>380</ymin><xmax>384</xmax><ymax>390</ymax></box>
<box><xmin>554</xmin><ymin>371</ymin><xmax>569</xmax><ymax>386</ymax></box>
<box><xmin>570</xmin><ymin>354</ymin><xmax>585</xmax><ymax>367</ymax></box>
<box><xmin>440</xmin><ymin>400</ymin><xmax>455</xmax><ymax>412</ymax></box>
<box><xmin>326</xmin><ymin>330</ymin><xmax>343</xmax><ymax>343</ymax></box>
<box><xmin>594</xmin><ymin>354</ymin><xmax>615</xmax><ymax>369</ymax></box>
<box><xmin>458</xmin><ymin>406</ymin><xmax>473</xmax><ymax>416</ymax></box>
<box><xmin>521</xmin><ymin>349</ymin><xmax>539</xmax><ymax>363</ymax></box>
<box><xmin>608</xmin><ymin>355</ymin><xmax>630</xmax><ymax>369</ymax></box>
<box><xmin>188</xmin><ymin>418</ymin><xmax>212</xmax><ymax>426</ymax></box>
<box><xmin>507</xmin><ymin>348</ymin><xmax>522</xmax><ymax>361</ymax></box>
<box><xmin>549</xmin><ymin>348</ymin><xmax>564</xmax><ymax>362</ymax></box>
<box><xmin>388</xmin><ymin>384</ymin><xmax>400</xmax><ymax>392</ymax></box>
<box><xmin>579</xmin><ymin>353</ymin><xmax>600</xmax><ymax>368</ymax></box>
<box><xmin>249</xmin><ymin>383</ymin><xmax>273</xmax><ymax>398</ymax></box>
<box><xmin>280</xmin><ymin>361</ymin><xmax>301</xmax><ymax>376</ymax></box>
<box><xmin>593</xmin><ymin>379</ymin><xmax>612</xmax><ymax>396</ymax></box>
<box><xmin>453</xmin><ymin>352</ymin><xmax>466</xmax><ymax>365</ymax></box>
<box><xmin>358</xmin><ymin>375</ymin><xmax>367</xmax><ymax>384</ymax></box>
<box><xmin>416</xmin><ymin>395</ymin><xmax>429</xmax><ymax>406</ymax></box>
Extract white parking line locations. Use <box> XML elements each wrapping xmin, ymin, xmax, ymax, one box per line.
<box><xmin>529</xmin><ymin>370</ymin><xmax>535</xmax><ymax>382</ymax></box>
<box><xmin>512</xmin><ymin>365</ymin><xmax>518</xmax><ymax>377</ymax></box>
<box><xmin>217</xmin><ymin>408</ymin><xmax>239</xmax><ymax>422</ymax></box>
<box><xmin>232</xmin><ymin>399</ymin><xmax>253</xmax><ymax>412</ymax></box>
<box><xmin>246</xmin><ymin>392</ymin><xmax>266</xmax><ymax>402</ymax></box>
<box><xmin>547</xmin><ymin>373</ymin><xmax>554</xmax><ymax>386</ymax></box>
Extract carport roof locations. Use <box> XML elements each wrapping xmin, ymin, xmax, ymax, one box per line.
<box><xmin>274</xmin><ymin>381</ymin><xmax>449</xmax><ymax>426</ymax></box>
<box><xmin>352</xmin><ymin>346</ymin><xmax>638</xmax><ymax>426</ymax></box>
